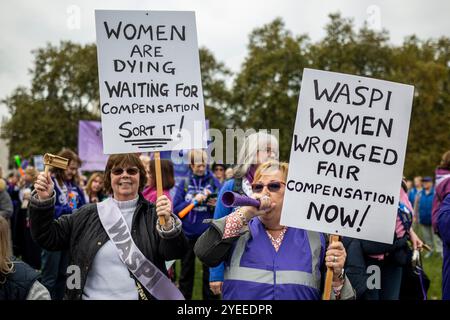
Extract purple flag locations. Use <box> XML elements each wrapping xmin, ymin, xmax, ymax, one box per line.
<box><xmin>78</xmin><ymin>120</ymin><xmax>109</xmax><ymax>171</ymax></box>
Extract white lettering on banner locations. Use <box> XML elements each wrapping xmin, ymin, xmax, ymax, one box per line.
<box><xmin>281</xmin><ymin>68</ymin><xmax>414</xmax><ymax>243</ymax></box>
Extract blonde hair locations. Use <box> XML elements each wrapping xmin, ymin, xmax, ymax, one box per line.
<box><xmin>234</xmin><ymin>132</ymin><xmax>279</xmax><ymax>178</ymax></box>
<box><xmin>0</xmin><ymin>216</ymin><xmax>13</xmax><ymax>277</ymax></box>
<box><xmin>254</xmin><ymin>160</ymin><xmax>289</xmax><ymax>183</ymax></box>
<box><xmin>188</xmin><ymin>149</ymin><xmax>208</xmax><ymax>165</ymax></box>
<box><xmin>24</xmin><ymin>166</ymin><xmax>39</xmax><ymax>181</ymax></box>
<box><xmin>86</xmin><ymin>172</ymin><xmax>104</xmax><ymax>198</ymax></box>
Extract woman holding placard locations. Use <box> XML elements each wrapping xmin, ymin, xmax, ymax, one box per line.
<box><xmin>29</xmin><ymin>153</ymin><xmax>187</xmax><ymax>300</ymax></box>
<box><xmin>195</xmin><ymin>160</ymin><xmax>355</xmax><ymax>300</ymax></box>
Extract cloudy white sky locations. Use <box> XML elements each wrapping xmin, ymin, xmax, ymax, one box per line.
<box><xmin>1</xmin><ymin>0</ymin><xmax>449</xmax><ymax>120</ymax></box>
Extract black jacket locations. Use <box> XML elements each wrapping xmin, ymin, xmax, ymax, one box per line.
<box><xmin>0</xmin><ymin>259</ymin><xmax>40</xmax><ymax>300</ymax></box>
<box><xmin>29</xmin><ymin>193</ymin><xmax>188</xmax><ymax>300</ymax></box>
<box><xmin>342</xmin><ymin>235</ymin><xmax>410</xmax><ymax>299</ymax></box>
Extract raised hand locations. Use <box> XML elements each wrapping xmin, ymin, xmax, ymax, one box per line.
<box><xmin>34</xmin><ymin>171</ymin><xmax>54</xmax><ymax>200</ymax></box>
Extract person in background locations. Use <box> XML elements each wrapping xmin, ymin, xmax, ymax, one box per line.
<box><xmin>432</xmin><ymin>150</ymin><xmax>450</xmax><ymax>237</ymax></box>
<box><xmin>211</xmin><ymin>163</ymin><xmax>226</xmax><ymax>188</ymax></box>
<box><xmin>209</xmin><ymin>131</ymin><xmax>279</xmax><ymax>297</ymax></box>
<box><xmin>40</xmin><ymin>148</ymin><xmax>86</xmax><ymax>300</ymax></box>
<box><xmin>84</xmin><ymin>172</ymin><xmax>106</xmax><ymax>203</ymax></box>
<box><xmin>18</xmin><ymin>167</ymin><xmax>42</xmax><ymax>270</ymax></box>
<box><xmin>0</xmin><ymin>216</ymin><xmax>50</xmax><ymax>300</ymax></box>
<box><xmin>343</xmin><ymin>180</ymin><xmax>423</xmax><ymax>299</ymax></box>
<box><xmin>409</xmin><ymin>176</ymin><xmax>423</xmax><ymax>209</ymax></box>
<box><xmin>7</xmin><ymin>171</ymin><xmax>21</xmax><ymax>256</ymax></box>
<box><xmin>437</xmin><ymin>192</ymin><xmax>450</xmax><ymax>300</ymax></box>
<box><xmin>173</xmin><ymin>149</ymin><xmax>221</xmax><ymax>300</ymax></box>
<box><xmin>143</xmin><ymin>159</ymin><xmax>175</xmax><ymax>205</ymax></box>
<box><xmin>78</xmin><ymin>174</ymin><xmax>88</xmax><ymax>190</ymax></box>
<box><xmin>0</xmin><ymin>178</ymin><xmax>13</xmax><ymax>221</ymax></box>
<box><xmin>224</xmin><ymin>167</ymin><xmax>234</xmax><ymax>180</ymax></box>
<box><xmin>406</xmin><ymin>179</ymin><xmax>413</xmax><ymax>192</ymax></box>
<box><xmin>139</xmin><ymin>154</ymin><xmax>151</xmax><ymax>173</ymax></box>
<box><xmin>415</xmin><ymin>176</ymin><xmax>441</xmax><ymax>257</ymax></box>
<box><xmin>142</xmin><ymin>158</ymin><xmax>177</xmax><ymax>282</ymax></box>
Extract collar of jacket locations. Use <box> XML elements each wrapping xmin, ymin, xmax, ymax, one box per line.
<box><xmin>127</xmin><ymin>192</ymin><xmax>154</xmax><ymax>227</ymax></box>
<box><xmin>190</xmin><ymin>170</ymin><xmax>213</xmax><ymax>182</ymax></box>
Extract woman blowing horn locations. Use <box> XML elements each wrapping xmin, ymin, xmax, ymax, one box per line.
<box><xmin>195</xmin><ymin>160</ymin><xmax>355</xmax><ymax>300</ymax></box>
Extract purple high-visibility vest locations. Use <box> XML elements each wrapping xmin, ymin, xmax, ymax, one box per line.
<box><xmin>222</xmin><ymin>218</ymin><xmax>326</xmax><ymax>300</ymax></box>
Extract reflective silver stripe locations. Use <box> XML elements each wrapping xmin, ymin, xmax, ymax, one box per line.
<box><xmin>225</xmin><ymin>267</ymin><xmax>320</xmax><ymax>289</ymax></box>
<box><xmin>276</xmin><ymin>270</ymin><xmax>320</xmax><ymax>288</ymax></box>
<box><xmin>306</xmin><ymin>230</ymin><xmax>322</xmax><ymax>286</ymax></box>
<box><xmin>229</xmin><ymin>231</ymin><xmax>250</xmax><ymax>267</ymax></box>
<box><xmin>224</xmin><ymin>228</ymin><xmax>323</xmax><ymax>290</ymax></box>
<box><xmin>225</xmin><ymin>266</ymin><xmax>274</xmax><ymax>284</ymax></box>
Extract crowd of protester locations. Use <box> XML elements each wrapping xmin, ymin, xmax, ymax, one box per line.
<box><xmin>1</xmin><ymin>146</ymin><xmax>449</xmax><ymax>300</ymax></box>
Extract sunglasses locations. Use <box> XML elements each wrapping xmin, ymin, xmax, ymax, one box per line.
<box><xmin>251</xmin><ymin>181</ymin><xmax>286</xmax><ymax>193</ymax></box>
<box><xmin>214</xmin><ymin>167</ymin><xmax>225</xmax><ymax>172</ymax></box>
<box><xmin>111</xmin><ymin>167</ymin><xmax>139</xmax><ymax>176</ymax></box>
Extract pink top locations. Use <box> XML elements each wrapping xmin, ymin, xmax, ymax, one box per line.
<box><xmin>371</xmin><ymin>187</ymin><xmax>413</xmax><ymax>260</ymax></box>
<box><xmin>223</xmin><ymin>211</ymin><xmax>287</xmax><ymax>252</ymax></box>
<box><xmin>396</xmin><ymin>187</ymin><xmax>413</xmax><ymax>238</ymax></box>
<box><xmin>142</xmin><ymin>186</ymin><xmax>173</xmax><ymax>209</ymax></box>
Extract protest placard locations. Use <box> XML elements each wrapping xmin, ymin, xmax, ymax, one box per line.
<box><xmin>95</xmin><ymin>10</ymin><xmax>207</xmax><ymax>154</ymax></box>
<box><xmin>78</xmin><ymin>120</ymin><xmax>109</xmax><ymax>171</ymax></box>
<box><xmin>281</xmin><ymin>68</ymin><xmax>414</xmax><ymax>243</ymax></box>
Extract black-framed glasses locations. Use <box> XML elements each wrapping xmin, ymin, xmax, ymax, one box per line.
<box><xmin>111</xmin><ymin>167</ymin><xmax>139</xmax><ymax>176</ymax></box>
<box><xmin>251</xmin><ymin>181</ymin><xmax>286</xmax><ymax>193</ymax></box>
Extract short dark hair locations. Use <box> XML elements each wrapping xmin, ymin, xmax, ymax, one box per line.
<box><xmin>439</xmin><ymin>150</ymin><xmax>450</xmax><ymax>170</ymax></box>
<box><xmin>212</xmin><ymin>163</ymin><xmax>226</xmax><ymax>171</ymax></box>
<box><xmin>149</xmin><ymin>159</ymin><xmax>175</xmax><ymax>190</ymax></box>
<box><xmin>103</xmin><ymin>154</ymin><xmax>147</xmax><ymax>195</ymax></box>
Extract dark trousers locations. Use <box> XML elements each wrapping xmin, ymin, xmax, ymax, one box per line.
<box><xmin>41</xmin><ymin>249</ymin><xmax>68</xmax><ymax>300</ymax></box>
<box><xmin>365</xmin><ymin>258</ymin><xmax>403</xmax><ymax>300</ymax></box>
<box><xmin>11</xmin><ymin>206</ymin><xmax>25</xmax><ymax>257</ymax></box>
<box><xmin>179</xmin><ymin>237</ymin><xmax>220</xmax><ymax>300</ymax></box>
<box><xmin>23</xmin><ymin>226</ymin><xmax>41</xmax><ymax>270</ymax></box>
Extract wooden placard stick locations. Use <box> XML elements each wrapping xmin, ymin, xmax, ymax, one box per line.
<box><xmin>322</xmin><ymin>234</ymin><xmax>340</xmax><ymax>300</ymax></box>
<box><xmin>43</xmin><ymin>153</ymin><xmax>69</xmax><ymax>176</ymax></box>
<box><xmin>154</xmin><ymin>151</ymin><xmax>165</xmax><ymax>226</ymax></box>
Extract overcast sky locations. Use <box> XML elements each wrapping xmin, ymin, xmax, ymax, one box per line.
<box><xmin>1</xmin><ymin>0</ymin><xmax>449</xmax><ymax>120</ymax></box>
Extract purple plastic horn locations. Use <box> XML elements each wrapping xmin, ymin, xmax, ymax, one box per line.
<box><xmin>221</xmin><ymin>191</ymin><xmax>260</xmax><ymax>208</ymax></box>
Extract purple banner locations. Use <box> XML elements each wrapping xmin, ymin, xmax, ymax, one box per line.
<box><xmin>78</xmin><ymin>120</ymin><xmax>109</xmax><ymax>172</ymax></box>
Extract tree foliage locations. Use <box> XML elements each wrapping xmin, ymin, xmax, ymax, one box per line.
<box><xmin>1</xmin><ymin>43</ymin><xmax>231</xmax><ymax>165</ymax></box>
<box><xmin>231</xmin><ymin>13</ymin><xmax>449</xmax><ymax>177</ymax></box>
<box><xmin>2</xmin><ymin>14</ymin><xmax>449</xmax><ymax>177</ymax></box>
<box><xmin>2</xmin><ymin>42</ymin><xmax>98</xmax><ymax>162</ymax></box>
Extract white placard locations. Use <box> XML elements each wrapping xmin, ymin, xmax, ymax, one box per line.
<box><xmin>95</xmin><ymin>10</ymin><xmax>207</xmax><ymax>154</ymax></box>
<box><xmin>280</xmin><ymin>68</ymin><xmax>414</xmax><ymax>244</ymax></box>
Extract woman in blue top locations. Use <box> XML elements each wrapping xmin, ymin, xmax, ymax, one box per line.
<box><xmin>209</xmin><ymin>131</ymin><xmax>279</xmax><ymax>296</ymax></box>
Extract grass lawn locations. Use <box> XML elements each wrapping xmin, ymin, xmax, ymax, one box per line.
<box><xmin>422</xmin><ymin>252</ymin><xmax>443</xmax><ymax>300</ymax></box>
<box><xmin>174</xmin><ymin>259</ymin><xmax>204</xmax><ymax>300</ymax></box>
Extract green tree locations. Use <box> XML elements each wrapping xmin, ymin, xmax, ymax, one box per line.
<box><xmin>1</xmin><ymin>41</ymin><xmax>99</xmax><ymax>162</ymax></box>
<box><xmin>230</xmin><ymin>13</ymin><xmax>449</xmax><ymax>175</ymax></box>
<box><xmin>390</xmin><ymin>36</ymin><xmax>450</xmax><ymax>177</ymax></box>
<box><xmin>199</xmin><ymin>47</ymin><xmax>233</xmax><ymax>132</ymax></box>
<box><xmin>231</xmin><ymin>18</ymin><xmax>310</xmax><ymax>160</ymax></box>
<box><xmin>1</xmin><ymin>43</ymin><xmax>232</xmax><ymax>164</ymax></box>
